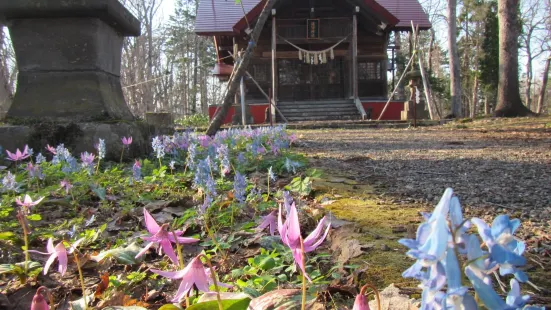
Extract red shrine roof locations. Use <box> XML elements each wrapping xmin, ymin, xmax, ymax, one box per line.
<box><xmin>195</xmin><ymin>0</ymin><xmax>431</xmax><ymax>35</ymax></box>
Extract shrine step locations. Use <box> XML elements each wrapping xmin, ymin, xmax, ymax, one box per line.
<box><xmin>276</xmin><ymin>100</ymin><xmax>360</xmax><ymax>122</ymax></box>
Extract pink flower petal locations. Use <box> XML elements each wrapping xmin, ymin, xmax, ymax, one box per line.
<box><xmin>135</xmin><ymin>241</ymin><xmax>155</xmax><ymax>260</ymax></box>
<box><xmin>352</xmin><ymin>294</ymin><xmax>370</xmax><ymax>310</ymax></box>
<box><xmin>160</xmin><ymin>239</ymin><xmax>179</xmax><ymax>265</ymax></box>
<box><xmin>285</xmin><ymin>202</ymin><xmax>302</xmax><ymax>248</ymax></box>
<box><xmin>43</xmin><ymin>253</ymin><xmax>57</xmax><ymax>275</ymax></box>
<box><xmin>303</xmin><ymin>216</ymin><xmax>330</xmax><ymax>253</ymax></box>
<box><xmin>46</xmin><ymin>238</ymin><xmax>55</xmax><ymax>253</ymax></box>
<box><xmin>143</xmin><ymin>208</ymin><xmax>160</xmax><ymax>234</ymax></box>
<box><xmin>55</xmin><ymin>243</ymin><xmax>68</xmax><ymax>276</ymax></box>
<box><xmin>151</xmin><ymin>268</ymin><xmax>187</xmax><ymax>279</ymax></box>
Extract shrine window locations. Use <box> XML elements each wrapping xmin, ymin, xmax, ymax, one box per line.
<box><xmin>358</xmin><ymin>61</ymin><xmax>382</xmax><ymax>80</ymax></box>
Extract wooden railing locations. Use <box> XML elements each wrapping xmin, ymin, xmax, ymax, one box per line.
<box><xmin>277</xmin><ymin>17</ymin><xmax>352</xmax><ymax>40</ymax></box>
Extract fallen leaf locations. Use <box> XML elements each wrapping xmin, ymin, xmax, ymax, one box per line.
<box><xmin>95</xmin><ymin>272</ymin><xmax>110</xmax><ymax>297</ymax></box>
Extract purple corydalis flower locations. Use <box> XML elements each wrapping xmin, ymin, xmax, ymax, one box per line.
<box><xmin>6</xmin><ymin>145</ymin><xmax>30</xmax><ymax>161</ymax></box>
<box><xmin>233</xmin><ymin>172</ymin><xmax>247</xmax><ymax>204</ymax></box>
<box><xmin>60</xmin><ymin>180</ymin><xmax>73</xmax><ymax>195</ymax></box>
<box><xmin>135</xmin><ymin>208</ymin><xmax>200</xmax><ymax>265</ymax></box>
<box><xmin>28</xmin><ymin>238</ymin><xmax>83</xmax><ymax>276</ymax></box>
<box><xmin>121</xmin><ymin>136</ymin><xmax>133</xmax><ymax>146</ymax></box>
<box><xmin>257</xmin><ymin>211</ymin><xmax>277</xmax><ymax>236</ymax></box>
<box><xmin>80</xmin><ymin>152</ymin><xmax>95</xmax><ymax>166</ymax></box>
<box><xmin>151</xmin><ymin>255</ymin><xmax>210</xmax><ymax>302</ymax></box>
<box><xmin>16</xmin><ymin>194</ymin><xmax>45</xmax><ymax>212</ymax></box>
<box><xmin>31</xmin><ymin>287</ymin><xmax>49</xmax><ymax>310</ymax></box>
<box><xmin>278</xmin><ymin>199</ymin><xmax>330</xmax><ymax>281</ymax></box>
<box><xmin>26</xmin><ymin>163</ymin><xmax>44</xmax><ymax>180</ymax></box>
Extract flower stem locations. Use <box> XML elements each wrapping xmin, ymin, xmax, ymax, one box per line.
<box><xmin>158</xmin><ymin>158</ymin><xmax>162</xmax><ymax>170</ymax></box>
<box><xmin>204</xmin><ymin>214</ymin><xmax>227</xmax><ymax>261</ymax></box>
<box><xmin>120</xmin><ymin>148</ymin><xmax>124</xmax><ymax>164</ymax></box>
<box><xmin>73</xmin><ymin>251</ymin><xmax>88</xmax><ymax>310</ymax></box>
<box><xmin>95</xmin><ymin>159</ymin><xmax>101</xmax><ymax>175</ymax></box>
<box><xmin>300</xmin><ymin>237</ymin><xmax>307</xmax><ymax>310</ymax></box>
<box><xmin>22</xmin><ymin>222</ymin><xmax>29</xmax><ymax>284</ymax></box>
<box><xmin>360</xmin><ymin>283</ymin><xmax>381</xmax><ymax>310</ymax></box>
<box><xmin>171</xmin><ymin>228</ymin><xmax>185</xmax><ymax>268</ymax></box>
<box><xmin>201</xmin><ymin>254</ymin><xmax>223</xmax><ymax>310</ymax></box>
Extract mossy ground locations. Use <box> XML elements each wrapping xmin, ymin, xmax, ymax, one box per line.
<box><xmin>312</xmin><ymin>176</ymin><xmax>424</xmax><ymax>289</ymax></box>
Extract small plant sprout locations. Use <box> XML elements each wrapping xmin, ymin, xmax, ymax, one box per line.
<box><xmin>31</xmin><ymin>286</ymin><xmax>51</xmax><ymax>310</ymax></box>
<box><xmin>278</xmin><ymin>196</ymin><xmax>330</xmax><ymax>310</ymax></box>
<box><xmin>120</xmin><ymin>136</ymin><xmax>132</xmax><ymax>162</ymax></box>
<box><xmin>135</xmin><ymin>208</ymin><xmax>199</xmax><ymax>265</ymax></box>
<box><xmin>132</xmin><ymin>160</ymin><xmax>142</xmax><ymax>181</ymax></box>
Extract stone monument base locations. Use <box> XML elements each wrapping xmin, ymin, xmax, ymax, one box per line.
<box><xmin>0</xmin><ymin>121</ymin><xmax>155</xmax><ymax>161</ymax></box>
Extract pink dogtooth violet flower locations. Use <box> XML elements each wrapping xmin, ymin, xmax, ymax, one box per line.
<box><xmin>16</xmin><ymin>194</ymin><xmax>45</xmax><ymax>213</ymax></box>
<box><xmin>6</xmin><ymin>145</ymin><xmax>30</xmax><ymax>161</ymax></box>
<box><xmin>135</xmin><ymin>208</ymin><xmax>200</xmax><ymax>265</ymax></box>
<box><xmin>31</xmin><ymin>286</ymin><xmax>50</xmax><ymax>310</ymax></box>
<box><xmin>45</xmin><ymin>145</ymin><xmax>57</xmax><ymax>155</ymax></box>
<box><xmin>28</xmin><ymin>238</ymin><xmax>84</xmax><ymax>276</ymax></box>
<box><xmin>122</xmin><ymin>136</ymin><xmax>133</xmax><ymax>146</ymax></box>
<box><xmin>256</xmin><ymin>210</ymin><xmax>277</xmax><ymax>236</ymax></box>
<box><xmin>151</xmin><ymin>255</ymin><xmax>210</xmax><ymax>302</ymax></box>
<box><xmin>278</xmin><ymin>200</ymin><xmax>330</xmax><ymax>282</ymax></box>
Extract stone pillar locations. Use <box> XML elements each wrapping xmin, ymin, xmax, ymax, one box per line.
<box><xmin>0</xmin><ymin>0</ymin><xmax>141</xmax><ymax>122</ymax></box>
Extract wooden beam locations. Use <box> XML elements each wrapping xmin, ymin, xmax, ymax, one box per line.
<box><xmin>261</xmin><ymin>50</ymin><xmax>350</xmax><ymax>58</ymax></box>
<box><xmin>271</xmin><ymin>12</ymin><xmax>277</xmax><ymax>122</ymax></box>
<box><xmin>352</xmin><ymin>12</ymin><xmax>358</xmax><ymax>99</ymax></box>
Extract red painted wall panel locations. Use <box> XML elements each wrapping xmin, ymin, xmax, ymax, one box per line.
<box><xmin>362</xmin><ymin>101</ymin><xmax>403</xmax><ymax>120</ymax></box>
<box><xmin>208</xmin><ymin>104</ymin><xmax>270</xmax><ymax>125</ymax></box>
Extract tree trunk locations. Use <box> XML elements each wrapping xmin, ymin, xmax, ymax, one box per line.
<box><xmin>0</xmin><ymin>25</ymin><xmax>12</xmax><ymax>118</ymax></box>
<box><xmin>536</xmin><ymin>57</ymin><xmax>550</xmax><ymax>114</ymax></box>
<box><xmin>428</xmin><ymin>29</ymin><xmax>435</xmax><ymax>73</ymax></box>
<box><xmin>448</xmin><ymin>0</ymin><xmax>462</xmax><ymax>117</ymax></box>
<box><xmin>191</xmin><ymin>0</ymin><xmax>199</xmax><ymax>114</ymax></box>
<box><xmin>206</xmin><ymin>0</ymin><xmax>278</xmax><ymax>136</ymax></box>
<box><xmin>525</xmin><ymin>49</ymin><xmax>533</xmax><ymax>110</ymax></box>
<box><xmin>495</xmin><ymin>0</ymin><xmax>532</xmax><ymax>117</ymax></box>
<box><xmin>471</xmin><ymin>74</ymin><xmax>479</xmax><ymax>118</ymax></box>
<box><xmin>484</xmin><ymin>95</ymin><xmax>490</xmax><ymax>115</ymax></box>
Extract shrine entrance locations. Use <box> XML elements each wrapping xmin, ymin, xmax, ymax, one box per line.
<box><xmin>277</xmin><ymin>57</ymin><xmax>345</xmax><ymax>101</ymax></box>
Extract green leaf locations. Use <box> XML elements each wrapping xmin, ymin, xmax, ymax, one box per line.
<box><xmin>27</xmin><ymin>214</ymin><xmax>42</xmax><ymax>221</ymax></box>
<box><xmin>103</xmin><ymin>307</ymin><xmax>148</xmax><ymax>310</ymax></box>
<box><xmin>257</xmin><ymin>256</ymin><xmax>276</xmax><ymax>271</ymax></box>
<box><xmin>90</xmin><ymin>242</ymin><xmax>142</xmax><ymax>264</ymax></box>
<box><xmin>0</xmin><ymin>231</ymin><xmax>15</xmax><ymax>240</ymax></box>
<box><xmin>187</xmin><ymin>298</ymin><xmax>251</xmax><ymax>310</ymax></box>
<box><xmin>0</xmin><ymin>264</ymin><xmax>14</xmax><ymax>274</ymax></box>
<box><xmin>158</xmin><ymin>305</ymin><xmax>183</xmax><ymax>310</ymax></box>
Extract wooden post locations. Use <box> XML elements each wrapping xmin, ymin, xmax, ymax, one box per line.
<box><xmin>240</xmin><ymin>77</ymin><xmax>246</xmax><ymax>126</ymax></box>
<box><xmin>271</xmin><ymin>10</ymin><xmax>277</xmax><ymax>123</ymax></box>
<box><xmin>352</xmin><ymin>10</ymin><xmax>358</xmax><ymax>99</ymax></box>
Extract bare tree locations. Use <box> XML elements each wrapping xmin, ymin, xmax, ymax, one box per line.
<box><xmin>536</xmin><ymin>56</ymin><xmax>550</xmax><ymax>114</ymax></box>
<box><xmin>495</xmin><ymin>0</ymin><xmax>531</xmax><ymax>116</ymax></box>
<box><xmin>520</xmin><ymin>0</ymin><xmax>550</xmax><ymax>111</ymax></box>
<box><xmin>0</xmin><ymin>26</ymin><xmax>16</xmax><ymax>118</ymax></box>
<box><xmin>448</xmin><ymin>0</ymin><xmax>462</xmax><ymax>117</ymax></box>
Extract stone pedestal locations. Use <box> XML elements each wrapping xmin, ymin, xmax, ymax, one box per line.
<box><xmin>0</xmin><ymin>122</ymin><xmax>152</xmax><ymax>161</ymax></box>
<box><xmin>0</xmin><ymin>0</ymin><xmax>141</xmax><ymax>122</ymax></box>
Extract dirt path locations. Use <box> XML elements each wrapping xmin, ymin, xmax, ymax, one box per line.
<box><xmin>294</xmin><ymin>117</ymin><xmax>551</xmax><ymax>293</ymax></box>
